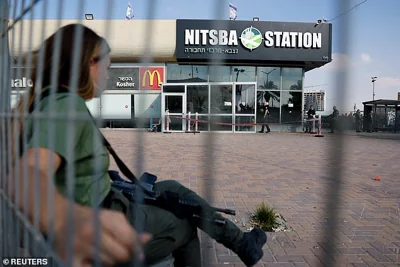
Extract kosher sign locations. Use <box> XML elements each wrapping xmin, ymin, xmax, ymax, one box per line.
<box><xmin>107</xmin><ymin>67</ymin><xmax>140</xmax><ymax>90</ymax></box>
<box><xmin>176</xmin><ymin>19</ymin><xmax>332</xmax><ymax>64</ymax></box>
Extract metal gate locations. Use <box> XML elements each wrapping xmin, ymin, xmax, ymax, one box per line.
<box><xmin>2</xmin><ymin>1</ymin><xmax>395</xmax><ymax>267</ymax></box>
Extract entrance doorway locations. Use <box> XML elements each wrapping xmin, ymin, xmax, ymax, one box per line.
<box><xmin>162</xmin><ymin>93</ymin><xmax>186</xmax><ymax>132</ymax></box>
<box><xmin>233</xmin><ymin>82</ymin><xmax>257</xmax><ymax>133</ymax></box>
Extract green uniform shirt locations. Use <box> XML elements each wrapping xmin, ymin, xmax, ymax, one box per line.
<box><xmin>27</xmin><ymin>91</ymin><xmax>111</xmax><ymax>207</ymax></box>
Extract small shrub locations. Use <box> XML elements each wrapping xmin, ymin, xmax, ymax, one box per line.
<box><xmin>250</xmin><ymin>202</ymin><xmax>278</xmax><ymax>232</ymax></box>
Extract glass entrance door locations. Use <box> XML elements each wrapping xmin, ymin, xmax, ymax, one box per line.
<box><xmin>233</xmin><ymin>83</ymin><xmax>256</xmax><ymax>132</ymax></box>
<box><xmin>163</xmin><ymin>93</ymin><xmax>186</xmax><ymax>132</ymax></box>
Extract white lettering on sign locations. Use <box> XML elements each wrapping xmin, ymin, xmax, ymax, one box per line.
<box><xmin>116</xmin><ymin>77</ymin><xmax>135</xmax><ymax>88</ymax></box>
<box><xmin>185</xmin><ymin>29</ymin><xmax>238</xmax><ymax>46</ymax></box>
<box><xmin>184</xmin><ymin>28</ymin><xmax>323</xmax><ymax>50</ymax></box>
<box><xmin>264</xmin><ymin>31</ymin><xmax>322</xmax><ymax>48</ymax></box>
<box><xmin>11</xmin><ymin>78</ymin><xmax>33</xmax><ymax>88</ymax></box>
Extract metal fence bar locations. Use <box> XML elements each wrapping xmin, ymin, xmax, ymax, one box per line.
<box><xmin>320</xmin><ymin>1</ymin><xmax>351</xmax><ymax>266</ymax></box>
<box><xmin>200</xmin><ymin>1</ymin><xmax>231</xmax><ymax>264</ymax></box>
<box><xmin>92</xmin><ymin>2</ymin><xmax>114</xmax><ymax>267</ymax></box>
<box><xmin>45</xmin><ymin>0</ymin><xmax>64</xmax><ymax>256</ymax></box>
<box><xmin>5</xmin><ymin>0</ymin><xmax>16</xmax><ymax>259</ymax></box>
<box><xmin>0</xmin><ymin>0</ymin><xmax>11</xmax><ymax>259</ymax></box>
<box><xmin>128</xmin><ymin>1</ymin><xmax>159</xmax><ymax>266</ymax></box>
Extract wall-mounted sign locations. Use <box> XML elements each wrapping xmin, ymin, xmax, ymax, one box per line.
<box><xmin>139</xmin><ymin>67</ymin><xmax>164</xmax><ymax>90</ymax></box>
<box><xmin>11</xmin><ymin>77</ymin><xmax>33</xmax><ymax>88</ymax></box>
<box><xmin>176</xmin><ymin>19</ymin><xmax>332</xmax><ymax>67</ymax></box>
<box><xmin>107</xmin><ymin>67</ymin><xmax>139</xmax><ymax>90</ymax></box>
<box><xmin>10</xmin><ymin>68</ymin><xmax>34</xmax><ymax>89</ymax></box>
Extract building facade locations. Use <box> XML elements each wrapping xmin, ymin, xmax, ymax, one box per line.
<box><xmin>8</xmin><ymin>19</ymin><xmax>333</xmax><ymax>132</ymax></box>
<box><xmin>304</xmin><ymin>89</ymin><xmax>326</xmax><ymax>112</ymax></box>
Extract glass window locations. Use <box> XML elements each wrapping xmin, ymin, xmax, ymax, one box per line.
<box><xmin>210</xmin><ymin>84</ymin><xmax>233</xmax><ymax>114</ymax></box>
<box><xmin>165</xmin><ymin>95</ymin><xmax>183</xmax><ymax>113</ymax></box>
<box><xmin>168</xmin><ymin>117</ymin><xmax>184</xmax><ymax>131</ymax></box>
<box><xmin>256</xmin><ymin>90</ymin><xmax>280</xmax><ymax>124</ymax></box>
<box><xmin>210</xmin><ymin>116</ymin><xmax>233</xmax><ymax>131</ymax></box>
<box><xmin>235</xmin><ymin>84</ymin><xmax>255</xmax><ymax>115</ymax></box>
<box><xmin>209</xmin><ymin>65</ymin><xmax>231</xmax><ymax>82</ymax></box>
<box><xmin>281</xmin><ymin>68</ymin><xmax>303</xmax><ymax>90</ymax></box>
<box><xmin>281</xmin><ymin>91</ymin><xmax>303</xmax><ymax>123</ymax></box>
<box><xmin>235</xmin><ymin>116</ymin><xmax>255</xmax><ymax>132</ymax></box>
<box><xmin>134</xmin><ymin>94</ymin><xmax>161</xmax><ymax>119</ymax></box>
<box><xmin>233</xmin><ymin>66</ymin><xmax>256</xmax><ymax>82</ymax></box>
<box><xmin>186</xmin><ymin>85</ymin><xmax>209</xmax><ymax>114</ymax></box>
<box><xmin>166</xmin><ymin>63</ymin><xmax>208</xmax><ymax>83</ymax></box>
<box><xmin>196</xmin><ymin>115</ymin><xmax>209</xmax><ymax>131</ymax></box>
<box><xmin>257</xmin><ymin>67</ymin><xmax>280</xmax><ymax>90</ymax></box>
<box><xmin>163</xmin><ymin>85</ymin><xmax>185</xmax><ymax>93</ymax></box>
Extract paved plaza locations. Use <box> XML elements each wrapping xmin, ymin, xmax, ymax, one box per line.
<box><xmin>103</xmin><ymin>130</ymin><xmax>400</xmax><ymax>267</ymax></box>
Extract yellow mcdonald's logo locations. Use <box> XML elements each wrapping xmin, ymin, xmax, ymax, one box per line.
<box><xmin>142</xmin><ymin>70</ymin><xmax>161</xmax><ymax>87</ymax></box>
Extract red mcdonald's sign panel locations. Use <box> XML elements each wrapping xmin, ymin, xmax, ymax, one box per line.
<box><xmin>139</xmin><ymin>67</ymin><xmax>164</xmax><ymax>90</ymax></box>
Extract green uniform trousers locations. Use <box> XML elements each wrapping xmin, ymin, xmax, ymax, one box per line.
<box><xmin>106</xmin><ymin>180</ymin><xmax>244</xmax><ymax>267</ymax></box>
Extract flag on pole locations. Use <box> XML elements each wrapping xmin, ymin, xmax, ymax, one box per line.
<box><xmin>125</xmin><ymin>2</ymin><xmax>134</xmax><ymax>20</ymax></box>
<box><xmin>229</xmin><ymin>3</ymin><xmax>237</xmax><ymax>20</ymax></box>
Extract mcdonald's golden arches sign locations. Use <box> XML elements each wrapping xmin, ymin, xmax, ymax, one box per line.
<box><xmin>139</xmin><ymin>67</ymin><xmax>164</xmax><ymax>90</ymax></box>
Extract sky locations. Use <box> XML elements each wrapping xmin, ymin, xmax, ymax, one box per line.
<box><xmin>8</xmin><ymin>0</ymin><xmax>400</xmax><ymax>113</ymax></box>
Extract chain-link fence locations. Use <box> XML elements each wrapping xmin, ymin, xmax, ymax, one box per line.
<box><xmin>3</xmin><ymin>0</ymin><xmax>396</xmax><ymax>267</ymax></box>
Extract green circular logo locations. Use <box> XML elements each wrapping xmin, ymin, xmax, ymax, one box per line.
<box><xmin>240</xmin><ymin>26</ymin><xmax>263</xmax><ymax>51</ymax></box>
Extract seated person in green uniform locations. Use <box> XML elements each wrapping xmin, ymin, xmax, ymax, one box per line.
<box><xmin>5</xmin><ymin>24</ymin><xmax>267</xmax><ymax>267</ymax></box>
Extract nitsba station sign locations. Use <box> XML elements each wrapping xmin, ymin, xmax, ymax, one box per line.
<box><xmin>176</xmin><ymin>19</ymin><xmax>332</xmax><ymax>65</ymax></box>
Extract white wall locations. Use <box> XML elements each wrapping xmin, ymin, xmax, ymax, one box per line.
<box><xmin>10</xmin><ymin>94</ymin><xmax>20</xmax><ymax>109</ymax></box>
<box><xmin>134</xmin><ymin>94</ymin><xmax>161</xmax><ymax>119</ymax></box>
<box><xmin>100</xmin><ymin>94</ymin><xmax>131</xmax><ymax>119</ymax></box>
<box><xmin>85</xmin><ymin>98</ymin><xmax>101</xmax><ymax>118</ymax></box>
<box><xmin>8</xmin><ymin>20</ymin><xmax>177</xmax><ymax>62</ymax></box>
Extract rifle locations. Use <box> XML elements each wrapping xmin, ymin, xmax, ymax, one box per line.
<box><xmin>108</xmin><ymin>170</ymin><xmax>236</xmax><ymax>226</ymax></box>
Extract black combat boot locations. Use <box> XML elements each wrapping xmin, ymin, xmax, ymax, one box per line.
<box><xmin>236</xmin><ymin>228</ymin><xmax>267</xmax><ymax>267</ymax></box>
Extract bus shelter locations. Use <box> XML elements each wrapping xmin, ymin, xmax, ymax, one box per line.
<box><xmin>362</xmin><ymin>99</ymin><xmax>400</xmax><ymax>132</ymax></box>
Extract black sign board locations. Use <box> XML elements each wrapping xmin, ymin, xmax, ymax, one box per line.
<box><xmin>176</xmin><ymin>19</ymin><xmax>332</xmax><ymax>67</ymax></box>
<box><xmin>107</xmin><ymin>67</ymin><xmax>140</xmax><ymax>90</ymax></box>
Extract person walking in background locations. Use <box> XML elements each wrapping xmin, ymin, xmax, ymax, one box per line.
<box><xmin>330</xmin><ymin>106</ymin><xmax>339</xmax><ymax>133</ymax></box>
<box><xmin>366</xmin><ymin>110</ymin><xmax>374</xmax><ymax>132</ymax></box>
<box><xmin>355</xmin><ymin>109</ymin><xmax>362</xmax><ymax>132</ymax></box>
<box><xmin>305</xmin><ymin>105</ymin><xmax>316</xmax><ymax>133</ymax></box>
<box><xmin>259</xmin><ymin>100</ymin><xmax>271</xmax><ymax>133</ymax></box>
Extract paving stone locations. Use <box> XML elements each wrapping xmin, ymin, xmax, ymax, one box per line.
<box><xmin>103</xmin><ymin>131</ymin><xmax>400</xmax><ymax>266</ymax></box>
<box><xmin>274</xmin><ymin>255</ymin><xmax>305</xmax><ymax>263</ymax></box>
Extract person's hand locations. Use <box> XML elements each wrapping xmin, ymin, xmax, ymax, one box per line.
<box><xmin>53</xmin><ymin>203</ymin><xmax>151</xmax><ymax>266</ymax></box>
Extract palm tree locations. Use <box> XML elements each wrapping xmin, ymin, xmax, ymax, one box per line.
<box><xmin>289</xmin><ymin>80</ymin><xmax>303</xmax><ymax>108</ymax></box>
<box><xmin>258</xmin><ymin>80</ymin><xmax>279</xmax><ymax>104</ymax></box>
<box><xmin>289</xmin><ymin>80</ymin><xmax>302</xmax><ymax>91</ymax></box>
<box><xmin>260</xmin><ymin>80</ymin><xmax>278</xmax><ymax>90</ymax></box>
